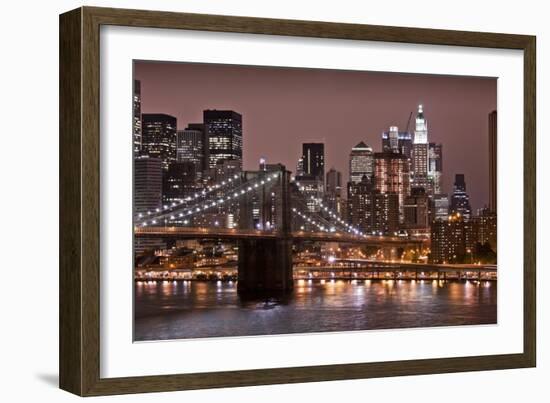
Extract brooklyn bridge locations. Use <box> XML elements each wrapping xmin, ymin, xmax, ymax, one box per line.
<box><xmin>134</xmin><ymin>165</ymin><xmax>434</xmax><ymax>293</ymax></box>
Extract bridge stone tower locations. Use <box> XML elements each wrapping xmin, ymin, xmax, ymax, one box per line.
<box><xmin>237</xmin><ymin>166</ymin><xmax>293</xmax><ymax>294</ymax></box>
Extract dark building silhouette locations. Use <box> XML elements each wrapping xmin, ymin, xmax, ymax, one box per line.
<box><xmin>489</xmin><ymin>110</ymin><xmax>497</xmax><ymax>213</ymax></box>
<box><xmin>302</xmin><ymin>143</ymin><xmax>325</xmax><ymax>181</ymax></box>
<box><xmin>372</xmin><ymin>191</ymin><xmax>399</xmax><ymax>235</ymax></box>
<box><xmin>133</xmin><ymin>80</ymin><xmax>141</xmax><ymax>155</ymax></box>
<box><xmin>204</xmin><ymin>110</ymin><xmax>242</xmax><ymax>170</ymax></box>
<box><xmin>325</xmin><ymin>168</ymin><xmax>343</xmax><ymax>215</ymax></box>
<box><xmin>450</xmin><ymin>174</ymin><xmax>472</xmax><ymax>219</ymax></box>
<box><xmin>404</xmin><ymin>187</ymin><xmax>430</xmax><ymax>230</ymax></box>
<box><xmin>347</xmin><ymin>175</ymin><xmax>373</xmax><ymax>232</ymax></box>
<box><xmin>134</xmin><ymin>156</ymin><xmax>162</xmax><ymax>217</ymax></box>
<box><xmin>162</xmin><ymin>161</ymin><xmax>198</xmax><ymax>205</ymax></box>
<box><xmin>141</xmin><ymin>113</ymin><xmax>177</xmax><ymax>171</ymax></box>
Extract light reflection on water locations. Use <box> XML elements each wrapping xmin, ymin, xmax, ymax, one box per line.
<box><xmin>134</xmin><ymin>280</ymin><xmax>496</xmax><ymax>341</ymax></box>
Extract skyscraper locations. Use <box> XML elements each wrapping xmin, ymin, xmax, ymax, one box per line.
<box><xmin>204</xmin><ymin>110</ymin><xmax>243</xmax><ymax>170</ymax></box>
<box><xmin>347</xmin><ymin>175</ymin><xmax>374</xmax><ymax>233</ymax></box>
<box><xmin>431</xmin><ymin>194</ymin><xmax>450</xmax><ymax>221</ymax></box>
<box><xmin>428</xmin><ymin>142</ymin><xmax>443</xmax><ymax>194</ymax></box>
<box><xmin>302</xmin><ymin>143</ymin><xmax>325</xmax><ymax>180</ymax></box>
<box><xmin>382</xmin><ymin>129</ymin><xmax>413</xmax><ymax>158</ymax></box>
<box><xmin>374</xmin><ymin>151</ymin><xmax>410</xmax><ymax>222</ymax></box>
<box><xmin>133</xmin><ymin>80</ymin><xmax>142</xmax><ymax>155</ymax></box>
<box><xmin>162</xmin><ymin>161</ymin><xmax>198</xmax><ymax>206</ymax></box>
<box><xmin>411</xmin><ymin>104</ymin><xmax>430</xmax><ymax>191</ymax></box>
<box><xmin>430</xmin><ymin>213</ymin><xmax>466</xmax><ymax>264</ymax></box>
<box><xmin>451</xmin><ymin>174</ymin><xmax>472</xmax><ymax>220</ymax></box>
<box><xmin>404</xmin><ymin>187</ymin><xmax>430</xmax><ymax>230</ymax></box>
<box><xmin>348</xmin><ymin>141</ymin><xmax>374</xmax><ymax>184</ymax></box>
<box><xmin>134</xmin><ymin>156</ymin><xmax>162</xmax><ymax>217</ymax></box>
<box><xmin>325</xmin><ymin>168</ymin><xmax>343</xmax><ymax>215</ymax></box>
<box><xmin>176</xmin><ymin>123</ymin><xmax>206</xmax><ymax>179</ymax></box>
<box><xmin>141</xmin><ymin>113</ymin><xmax>177</xmax><ymax>171</ymax></box>
<box><xmin>372</xmin><ymin>191</ymin><xmax>399</xmax><ymax>235</ymax></box>
<box><xmin>489</xmin><ymin>110</ymin><xmax>497</xmax><ymax>213</ymax></box>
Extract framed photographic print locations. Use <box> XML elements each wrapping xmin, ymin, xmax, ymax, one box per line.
<box><xmin>59</xmin><ymin>6</ymin><xmax>536</xmax><ymax>396</ymax></box>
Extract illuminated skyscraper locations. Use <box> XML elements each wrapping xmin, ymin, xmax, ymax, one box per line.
<box><xmin>133</xmin><ymin>80</ymin><xmax>141</xmax><ymax>155</ymax></box>
<box><xmin>382</xmin><ymin>129</ymin><xmax>413</xmax><ymax>158</ymax></box>
<box><xmin>412</xmin><ymin>104</ymin><xmax>430</xmax><ymax>191</ymax></box>
<box><xmin>374</xmin><ymin>151</ymin><xmax>410</xmax><ymax>222</ymax></box>
<box><xmin>204</xmin><ymin>110</ymin><xmax>243</xmax><ymax>170</ymax></box>
<box><xmin>348</xmin><ymin>141</ymin><xmax>374</xmax><ymax>184</ymax></box>
<box><xmin>141</xmin><ymin>113</ymin><xmax>177</xmax><ymax>171</ymax></box>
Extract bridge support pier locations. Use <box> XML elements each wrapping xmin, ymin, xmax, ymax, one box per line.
<box><xmin>237</xmin><ymin>237</ymin><xmax>293</xmax><ymax>294</ymax></box>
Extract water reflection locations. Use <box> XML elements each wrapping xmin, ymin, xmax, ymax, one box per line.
<box><xmin>134</xmin><ymin>280</ymin><xmax>497</xmax><ymax>341</ymax></box>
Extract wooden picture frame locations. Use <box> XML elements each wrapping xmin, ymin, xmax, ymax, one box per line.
<box><xmin>59</xmin><ymin>6</ymin><xmax>536</xmax><ymax>396</ymax></box>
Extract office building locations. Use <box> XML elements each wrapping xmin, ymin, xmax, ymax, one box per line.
<box><xmin>141</xmin><ymin>113</ymin><xmax>177</xmax><ymax>171</ymax></box>
<box><xmin>374</xmin><ymin>151</ymin><xmax>410</xmax><ymax>222</ymax></box>
<box><xmin>176</xmin><ymin>123</ymin><xmax>206</xmax><ymax>179</ymax></box>
<box><xmin>204</xmin><ymin>110</ymin><xmax>243</xmax><ymax>170</ymax></box>
<box><xmin>325</xmin><ymin>168</ymin><xmax>343</xmax><ymax>215</ymax></box>
<box><xmin>302</xmin><ymin>143</ymin><xmax>325</xmax><ymax>180</ymax></box>
<box><xmin>382</xmin><ymin>127</ymin><xmax>413</xmax><ymax>158</ymax></box>
<box><xmin>348</xmin><ymin>141</ymin><xmax>374</xmax><ymax>184</ymax></box>
<box><xmin>134</xmin><ymin>156</ymin><xmax>162</xmax><ymax>217</ymax></box>
<box><xmin>450</xmin><ymin>174</ymin><xmax>472</xmax><ymax>220</ymax></box>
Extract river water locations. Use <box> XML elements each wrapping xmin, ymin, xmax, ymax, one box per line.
<box><xmin>134</xmin><ymin>279</ymin><xmax>496</xmax><ymax>341</ymax></box>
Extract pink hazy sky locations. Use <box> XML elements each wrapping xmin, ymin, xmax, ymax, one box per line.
<box><xmin>134</xmin><ymin>61</ymin><xmax>496</xmax><ymax>211</ymax></box>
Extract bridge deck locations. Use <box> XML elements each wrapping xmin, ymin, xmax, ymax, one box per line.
<box><xmin>135</xmin><ymin>227</ymin><xmax>425</xmax><ymax>245</ymax></box>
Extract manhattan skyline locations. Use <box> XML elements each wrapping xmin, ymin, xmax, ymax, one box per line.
<box><xmin>134</xmin><ymin>61</ymin><xmax>496</xmax><ymax>211</ymax></box>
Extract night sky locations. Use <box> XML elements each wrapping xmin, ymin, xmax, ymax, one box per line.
<box><xmin>134</xmin><ymin>61</ymin><xmax>496</xmax><ymax>211</ymax></box>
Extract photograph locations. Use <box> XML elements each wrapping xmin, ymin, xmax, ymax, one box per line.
<box><xmin>132</xmin><ymin>61</ymin><xmax>498</xmax><ymax>342</ymax></box>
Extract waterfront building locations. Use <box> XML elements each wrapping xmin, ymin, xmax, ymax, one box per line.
<box><xmin>348</xmin><ymin>141</ymin><xmax>374</xmax><ymax>184</ymax></box>
<box><xmin>450</xmin><ymin>174</ymin><xmax>472</xmax><ymax>220</ymax></box>
<box><xmin>204</xmin><ymin>110</ymin><xmax>243</xmax><ymax>170</ymax></box>
<box><xmin>133</xmin><ymin>80</ymin><xmax>141</xmax><ymax>155</ymax></box>
<box><xmin>141</xmin><ymin>113</ymin><xmax>177</xmax><ymax>171</ymax></box>
<box><xmin>430</xmin><ymin>212</ymin><xmax>466</xmax><ymax>263</ymax></box>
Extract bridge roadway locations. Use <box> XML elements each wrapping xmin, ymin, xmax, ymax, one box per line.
<box><xmin>135</xmin><ymin>226</ymin><xmax>426</xmax><ymax>246</ymax></box>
